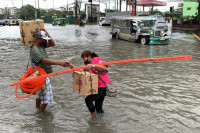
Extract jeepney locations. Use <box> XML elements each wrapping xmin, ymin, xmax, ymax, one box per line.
<box><xmin>52</xmin><ymin>18</ymin><xmax>66</xmax><ymax>26</ymax></box>
<box><xmin>110</xmin><ymin>15</ymin><xmax>171</xmax><ymax>45</ymax></box>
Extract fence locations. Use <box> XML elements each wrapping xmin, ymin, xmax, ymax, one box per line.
<box><xmin>42</xmin><ymin>15</ymin><xmax>85</xmax><ymax>24</ymax></box>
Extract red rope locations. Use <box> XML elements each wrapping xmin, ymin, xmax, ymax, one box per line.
<box><xmin>11</xmin><ymin>55</ymin><xmax>191</xmax><ymax>98</ymax></box>
<box><xmin>15</xmin><ymin>66</ymin><xmax>46</xmax><ymax>99</ymax></box>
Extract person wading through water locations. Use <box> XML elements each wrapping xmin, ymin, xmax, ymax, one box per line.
<box><xmin>81</xmin><ymin>50</ymin><xmax>111</xmax><ymax>116</ymax></box>
<box><xmin>30</xmin><ymin>28</ymin><xmax>73</xmax><ymax>112</ymax></box>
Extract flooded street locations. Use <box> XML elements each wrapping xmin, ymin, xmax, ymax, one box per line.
<box><xmin>0</xmin><ymin>24</ymin><xmax>200</xmax><ymax>133</ymax></box>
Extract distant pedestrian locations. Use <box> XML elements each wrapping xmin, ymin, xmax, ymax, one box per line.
<box><xmin>81</xmin><ymin>50</ymin><xmax>111</xmax><ymax>116</ymax></box>
<box><xmin>168</xmin><ymin>17</ymin><xmax>170</xmax><ymax>23</ymax></box>
<box><xmin>31</xmin><ymin>28</ymin><xmax>73</xmax><ymax>112</ymax></box>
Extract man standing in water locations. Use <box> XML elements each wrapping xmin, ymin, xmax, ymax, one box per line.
<box><xmin>30</xmin><ymin>29</ymin><xmax>73</xmax><ymax>112</ymax></box>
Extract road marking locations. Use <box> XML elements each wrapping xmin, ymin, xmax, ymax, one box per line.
<box><xmin>192</xmin><ymin>33</ymin><xmax>200</xmax><ymax>40</ymax></box>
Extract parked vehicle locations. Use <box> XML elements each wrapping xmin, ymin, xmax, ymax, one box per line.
<box><xmin>110</xmin><ymin>15</ymin><xmax>171</xmax><ymax>45</ymax></box>
<box><xmin>0</xmin><ymin>20</ymin><xmax>6</xmax><ymax>26</ymax></box>
<box><xmin>99</xmin><ymin>17</ymin><xmax>106</xmax><ymax>26</ymax></box>
<box><xmin>99</xmin><ymin>11</ymin><xmax>129</xmax><ymax>26</ymax></box>
<box><xmin>15</xmin><ymin>19</ymin><xmax>23</xmax><ymax>25</ymax></box>
<box><xmin>52</xmin><ymin>18</ymin><xmax>66</xmax><ymax>26</ymax></box>
<box><xmin>3</xmin><ymin>19</ymin><xmax>23</xmax><ymax>26</ymax></box>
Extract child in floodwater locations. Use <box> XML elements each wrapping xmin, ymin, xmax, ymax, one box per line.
<box><xmin>81</xmin><ymin>50</ymin><xmax>111</xmax><ymax>116</ymax></box>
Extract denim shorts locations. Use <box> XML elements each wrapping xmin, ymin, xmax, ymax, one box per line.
<box><xmin>36</xmin><ymin>77</ymin><xmax>53</xmax><ymax>104</ymax></box>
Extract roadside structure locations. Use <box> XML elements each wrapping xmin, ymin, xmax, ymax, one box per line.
<box><xmin>85</xmin><ymin>4</ymin><xmax>100</xmax><ymax>22</ymax></box>
<box><xmin>136</xmin><ymin>0</ymin><xmax>167</xmax><ymax>12</ymax></box>
<box><xmin>183</xmin><ymin>0</ymin><xmax>199</xmax><ymax>17</ymax></box>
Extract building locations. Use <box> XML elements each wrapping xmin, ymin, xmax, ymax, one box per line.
<box><xmin>183</xmin><ymin>0</ymin><xmax>199</xmax><ymax>17</ymax></box>
<box><xmin>85</xmin><ymin>4</ymin><xmax>100</xmax><ymax>22</ymax></box>
<box><xmin>60</xmin><ymin>7</ymin><xmax>67</xmax><ymax>12</ymax></box>
<box><xmin>0</xmin><ymin>8</ymin><xmax>4</xmax><ymax>15</ymax></box>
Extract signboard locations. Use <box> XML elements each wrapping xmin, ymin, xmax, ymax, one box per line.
<box><xmin>127</xmin><ymin>0</ymin><xmax>135</xmax><ymax>5</ymax></box>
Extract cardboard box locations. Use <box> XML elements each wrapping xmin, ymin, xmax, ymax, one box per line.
<box><xmin>73</xmin><ymin>71</ymin><xmax>98</xmax><ymax>96</ymax></box>
<box><xmin>19</xmin><ymin>19</ymin><xmax>44</xmax><ymax>46</ymax></box>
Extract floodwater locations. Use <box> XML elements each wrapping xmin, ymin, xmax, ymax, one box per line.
<box><xmin>0</xmin><ymin>24</ymin><xmax>200</xmax><ymax>133</ymax></box>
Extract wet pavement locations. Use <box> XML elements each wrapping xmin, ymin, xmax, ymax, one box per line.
<box><xmin>0</xmin><ymin>24</ymin><xmax>200</xmax><ymax>133</ymax></box>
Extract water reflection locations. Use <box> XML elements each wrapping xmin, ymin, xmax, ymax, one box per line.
<box><xmin>86</xmin><ymin>116</ymin><xmax>115</xmax><ymax>133</ymax></box>
<box><xmin>75</xmin><ymin>29</ymin><xmax>81</xmax><ymax>37</ymax></box>
<box><xmin>149</xmin><ymin>45</ymin><xmax>153</xmax><ymax>58</ymax></box>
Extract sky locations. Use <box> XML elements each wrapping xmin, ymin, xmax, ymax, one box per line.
<box><xmin>0</xmin><ymin>0</ymin><xmax>184</xmax><ymax>12</ymax></box>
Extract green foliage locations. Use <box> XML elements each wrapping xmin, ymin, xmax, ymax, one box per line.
<box><xmin>197</xmin><ymin>2</ymin><xmax>200</xmax><ymax>19</ymax></box>
<box><xmin>40</xmin><ymin>10</ymin><xmax>74</xmax><ymax>18</ymax></box>
<box><xmin>80</xmin><ymin>11</ymin><xmax>86</xmax><ymax>16</ymax></box>
<box><xmin>18</xmin><ymin>4</ymin><xmax>35</xmax><ymax>20</ymax></box>
<box><xmin>149</xmin><ymin>9</ymin><xmax>162</xmax><ymax>15</ymax></box>
<box><xmin>105</xmin><ymin>9</ymin><xmax>117</xmax><ymax>12</ymax></box>
<box><xmin>162</xmin><ymin>3</ymin><xmax>183</xmax><ymax>19</ymax></box>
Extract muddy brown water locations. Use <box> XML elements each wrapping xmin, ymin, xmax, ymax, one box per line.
<box><xmin>0</xmin><ymin>24</ymin><xmax>200</xmax><ymax>133</ymax></box>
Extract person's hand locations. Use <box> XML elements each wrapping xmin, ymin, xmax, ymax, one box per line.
<box><xmin>59</xmin><ymin>61</ymin><xmax>74</xmax><ymax>69</ymax></box>
<box><xmin>68</xmin><ymin>62</ymin><xmax>74</xmax><ymax>69</ymax></box>
<box><xmin>40</xmin><ymin>28</ymin><xmax>47</xmax><ymax>33</ymax></box>
<box><xmin>85</xmin><ymin>64</ymin><xmax>92</xmax><ymax>71</ymax></box>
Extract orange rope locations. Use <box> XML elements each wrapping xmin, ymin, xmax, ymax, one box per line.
<box><xmin>11</xmin><ymin>55</ymin><xmax>191</xmax><ymax>99</ymax></box>
<box><xmin>15</xmin><ymin>66</ymin><xmax>46</xmax><ymax>99</ymax></box>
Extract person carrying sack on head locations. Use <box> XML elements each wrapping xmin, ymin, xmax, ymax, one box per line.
<box><xmin>30</xmin><ymin>28</ymin><xmax>73</xmax><ymax>112</ymax></box>
<box><xmin>81</xmin><ymin>50</ymin><xmax>111</xmax><ymax>116</ymax></box>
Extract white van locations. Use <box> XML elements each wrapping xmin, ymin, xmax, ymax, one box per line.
<box><xmin>99</xmin><ymin>17</ymin><xmax>106</xmax><ymax>26</ymax></box>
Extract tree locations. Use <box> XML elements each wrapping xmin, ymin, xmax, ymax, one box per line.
<box><xmin>198</xmin><ymin>2</ymin><xmax>200</xmax><ymax>19</ymax></box>
<box><xmin>18</xmin><ymin>4</ymin><xmax>35</xmax><ymax>20</ymax></box>
<box><xmin>149</xmin><ymin>9</ymin><xmax>162</xmax><ymax>15</ymax></box>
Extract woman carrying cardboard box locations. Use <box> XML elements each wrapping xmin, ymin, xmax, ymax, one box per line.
<box><xmin>81</xmin><ymin>50</ymin><xmax>111</xmax><ymax>116</ymax></box>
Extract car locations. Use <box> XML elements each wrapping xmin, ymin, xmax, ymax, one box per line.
<box><xmin>99</xmin><ymin>17</ymin><xmax>106</xmax><ymax>26</ymax></box>
<box><xmin>0</xmin><ymin>20</ymin><xmax>6</xmax><ymax>26</ymax></box>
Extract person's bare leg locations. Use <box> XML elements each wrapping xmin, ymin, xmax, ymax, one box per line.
<box><xmin>40</xmin><ymin>104</ymin><xmax>48</xmax><ymax>112</ymax></box>
<box><xmin>36</xmin><ymin>98</ymin><xmax>41</xmax><ymax>108</ymax></box>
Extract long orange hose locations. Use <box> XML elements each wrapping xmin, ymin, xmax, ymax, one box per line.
<box><xmin>11</xmin><ymin>55</ymin><xmax>191</xmax><ymax>99</ymax></box>
<box><xmin>15</xmin><ymin>66</ymin><xmax>46</xmax><ymax>99</ymax></box>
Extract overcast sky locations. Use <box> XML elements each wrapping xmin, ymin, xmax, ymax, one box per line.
<box><xmin>1</xmin><ymin>0</ymin><xmax>184</xmax><ymax>12</ymax></box>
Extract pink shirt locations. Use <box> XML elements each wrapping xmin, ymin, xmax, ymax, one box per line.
<box><xmin>89</xmin><ymin>57</ymin><xmax>111</xmax><ymax>88</ymax></box>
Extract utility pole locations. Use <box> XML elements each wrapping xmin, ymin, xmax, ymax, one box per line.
<box><xmin>109</xmin><ymin>0</ymin><xmax>110</xmax><ymax>10</ymax></box>
<box><xmin>115</xmin><ymin>0</ymin><xmax>116</xmax><ymax>11</ymax></box>
<box><xmin>35</xmin><ymin>0</ymin><xmax>37</xmax><ymax>19</ymax></box>
<box><xmin>91</xmin><ymin>0</ymin><xmax>93</xmax><ymax>23</ymax></box>
<box><xmin>135</xmin><ymin>0</ymin><xmax>137</xmax><ymax>16</ymax></box>
<box><xmin>52</xmin><ymin>0</ymin><xmax>54</xmax><ymax>10</ymax></box>
<box><xmin>126</xmin><ymin>0</ymin><xmax>127</xmax><ymax>11</ymax></box>
<box><xmin>120</xmin><ymin>0</ymin><xmax>121</xmax><ymax>11</ymax></box>
<box><xmin>67</xmin><ymin>0</ymin><xmax>69</xmax><ymax>12</ymax></box>
<box><xmin>38</xmin><ymin>0</ymin><xmax>40</xmax><ymax>19</ymax></box>
<box><xmin>22</xmin><ymin>0</ymin><xmax>23</xmax><ymax>7</ymax></box>
<box><xmin>75</xmin><ymin>0</ymin><xmax>77</xmax><ymax>24</ymax></box>
<box><xmin>99</xmin><ymin>0</ymin><xmax>100</xmax><ymax>21</ymax></box>
<box><xmin>117</xmin><ymin>0</ymin><xmax>118</xmax><ymax>11</ymax></box>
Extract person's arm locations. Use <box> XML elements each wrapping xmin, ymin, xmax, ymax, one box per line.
<box><xmin>40</xmin><ymin>58</ymin><xmax>73</xmax><ymax>68</ymax></box>
<box><xmin>85</xmin><ymin>64</ymin><xmax>107</xmax><ymax>72</ymax></box>
<box><xmin>41</xmin><ymin>28</ymin><xmax>55</xmax><ymax>48</ymax></box>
